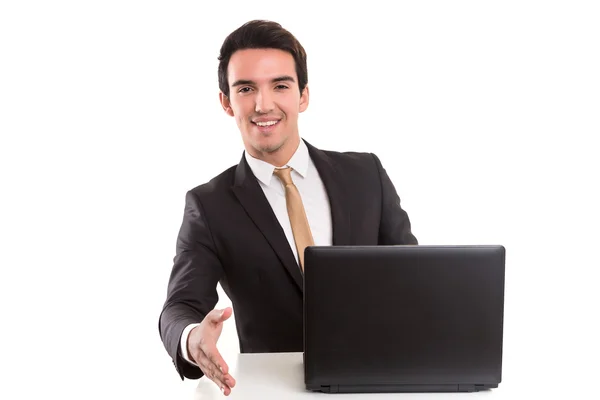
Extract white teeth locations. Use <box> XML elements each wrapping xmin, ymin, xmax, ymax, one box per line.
<box><xmin>255</xmin><ymin>120</ymin><xmax>278</xmax><ymax>127</ymax></box>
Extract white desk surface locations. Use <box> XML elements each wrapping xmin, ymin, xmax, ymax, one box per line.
<box><xmin>190</xmin><ymin>352</ymin><xmax>513</xmax><ymax>399</ymax></box>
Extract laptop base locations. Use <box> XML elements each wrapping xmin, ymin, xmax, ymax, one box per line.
<box><xmin>307</xmin><ymin>383</ymin><xmax>497</xmax><ymax>393</ymax></box>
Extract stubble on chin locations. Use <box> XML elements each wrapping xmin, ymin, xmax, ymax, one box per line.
<box><xmin>256</xmin><ymin>143</ymin><xmax>282</xmax><ymax>154</ymax></box>
<box><xmin>253</xmin><ymin>137</ymin><xmax>286</xmax><ymax>155</ymax></box>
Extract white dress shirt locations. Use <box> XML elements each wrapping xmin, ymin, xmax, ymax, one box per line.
<box><xmin>180</xmin><ymin>138</ymin><xmax>332</xmax><ymax>365</ymax></box>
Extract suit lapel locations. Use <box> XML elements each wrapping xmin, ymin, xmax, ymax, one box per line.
<box><xmin>305</xmin><ymin>141</ymin><xmax>352</xmax><ymax>246</ymax></box>
<box><xmin>231</xmin><ymin>142</ymin><xmax>352</xmax><ymax>292</ymax></box>
<box><xmin>232</xmin><ymin>155</ymin><xmax>303</xmax><ymax>291</ymax></box>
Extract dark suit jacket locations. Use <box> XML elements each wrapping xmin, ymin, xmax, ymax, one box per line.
<box><xmin>158</xmin><ymin>140</ymin><xmax>418</xmax><ymax>379</ymax></box>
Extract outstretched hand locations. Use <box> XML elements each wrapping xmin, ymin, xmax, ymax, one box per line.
<box><xmin>187</xmin><ymin>307</ymin><xmax>236</xmax><ymax>396</ymax></box>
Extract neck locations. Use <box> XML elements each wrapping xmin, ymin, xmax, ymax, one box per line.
<box><xmin>249</xmin><ymin>135</ymin><xmax>301</xmax><ymax>167</ymax></box>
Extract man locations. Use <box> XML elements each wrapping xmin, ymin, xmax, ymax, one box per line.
<box><xmin>158</xmin><ymin>19</ymin><xmax>418</xmax><ymax>396</ymax></box>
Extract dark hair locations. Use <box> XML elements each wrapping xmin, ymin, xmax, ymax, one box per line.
<box><xmin>218</xmin><ymin>20</ymin><xmax>308</xmax><ymax>98</ymax></box>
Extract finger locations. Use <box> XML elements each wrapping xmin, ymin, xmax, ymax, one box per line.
<box><xmin>198</xmin><ymin>348</ymin><xmax>229</xmax><ymax>382</ymax></box>
<box><xmin>203</xmin><ymin>345</ymin><xmax>230</xmax><ymax>375</ymax></box>
<box><xmin>219</xmin><ymin>373</ymin><xmax>236</xmax><ymax>393</ymax></box>
<box><xmin>210</xmin><ymin>373</ymin><xmax>231</xmax><ymax>395</ymax></box>
<box><xmin>223</xmin><ymin>373</ymin><xmax>236</xmax><ymax>388</ymax></box>
<box><xmin>207</xmin><ymin>307</ymin><xmax>233</xmax><ymax>325</ymax></box>
<box><xmin>210</xmin><ymin>371</ymin><xmax>236</xmax><ymax>392</ymax></box>
<box><xmin>198</xmin><ymin>355</ymin><xmax>230</xmax><ymax>390</ymax></box>
<box><xmin>197</xmin><ymin>349</ymin><xmax>236</xmax><ymax>394</ymax></box>
<box><xmin>220</xmin><ymin>380</ymin><xmax>233</xmax><ymax>396</ymax></box>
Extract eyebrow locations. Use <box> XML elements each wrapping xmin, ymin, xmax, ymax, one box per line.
<box><xmin>231</xmin><ymin>75</ymin><xmax>296</xmax><ymax>87</ymax></box>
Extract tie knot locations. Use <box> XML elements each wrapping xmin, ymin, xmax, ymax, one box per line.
<box><xmin>273</xmin><ymin>167</ymin><xmax>293</xmax><ymax>185</ymax></box>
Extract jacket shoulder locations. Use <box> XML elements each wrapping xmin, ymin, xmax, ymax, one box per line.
<box><xmin>319</xmin><ymin>147</ymin><xmax>379</xmax><ymax>169</ymax></box>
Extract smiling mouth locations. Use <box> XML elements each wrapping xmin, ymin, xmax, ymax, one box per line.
<box><xmin>252</xmin><ymin>120</ymin><xmax>281</xmax><ymax>132</ymax></box>
<box><xmin>253</xmin><ymin>120</ymin><xmax>280</xmax><ymax>127</ymax></box>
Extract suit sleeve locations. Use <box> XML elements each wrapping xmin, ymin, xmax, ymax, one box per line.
<box><xmin>158</xmin><ymin>190</ymin><xmax>223</xmax><ymax>380</ymax></box>
<box><xmin>372</xmin><ymin>153</ymin><xmax>418</xmax><ymax>245</ymax></box>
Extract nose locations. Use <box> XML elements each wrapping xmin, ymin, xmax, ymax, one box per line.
<box><xmin>255</xmin><ymin>90</ymin><xmax>274</xmax><ymax>114</ymax></box>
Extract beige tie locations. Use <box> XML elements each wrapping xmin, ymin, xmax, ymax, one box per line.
<box><xmin>273</xmin><ymin>167</ymin><xmax>314</xmax><ymax>270</ymax></box>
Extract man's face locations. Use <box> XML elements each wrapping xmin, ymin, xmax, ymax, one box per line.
<box><xmin>220</xmin><ymin>48</ymin><xmax>309</xmax><ymax>159</ymax></box>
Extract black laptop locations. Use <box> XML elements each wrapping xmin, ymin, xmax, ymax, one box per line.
<box><xmin>303</xmin><ymin>245</ymin><xmax>505</xmax><ymax>393</ymax></box>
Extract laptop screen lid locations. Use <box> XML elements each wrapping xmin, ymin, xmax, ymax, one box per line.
<box><xmin>303</xmin><ymin>245</ymin><xmax>505</xmax><ymax>393</ymax></box>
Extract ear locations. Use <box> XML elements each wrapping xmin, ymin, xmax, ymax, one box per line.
<box><xmin>219</xmin><ymin>91</ymin><xmax>234</xmax><ymax>117</ymax></box>
<box><xmin>299</xmin><ymin>85</ymin><xmax>309</xmax><ymax>113</ymax></box>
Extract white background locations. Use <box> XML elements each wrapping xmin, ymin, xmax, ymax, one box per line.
<box><xmin>1</xmin><ymin>1</ymin><xmax>599</xmax><ymax>398</ymax></box>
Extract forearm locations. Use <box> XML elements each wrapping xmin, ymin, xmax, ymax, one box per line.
<box><xmin>159</xmin><ymin>302</ymin><xmax>206</xmax><ymax>380</ymax></box>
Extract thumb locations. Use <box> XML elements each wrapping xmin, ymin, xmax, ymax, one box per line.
<box><xmin>211</xmin><ymin>307</ymin><xmax>232</xmax><ymax>324</ymax></box>
<box><xmin>219</xmin><ymin>307</ymin><xmax>233</xmax><ymax>322</ymax></box>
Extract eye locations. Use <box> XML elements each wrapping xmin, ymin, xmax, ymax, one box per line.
<box><xmin>238</xmin><ymin>87</ymin><xmax>252</xmax><ymax>93</ymax></box>
<box><xmin>275</xmin><ymin>84</ymin><xmax>289</xmax><ymax>90</ymax></box>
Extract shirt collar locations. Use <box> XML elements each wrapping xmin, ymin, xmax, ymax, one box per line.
<box><xmin>244</xmin><ymin>139</ymin><xmax>310</xmax><ymax>186</ymax></box>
